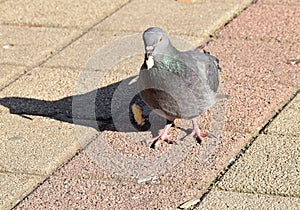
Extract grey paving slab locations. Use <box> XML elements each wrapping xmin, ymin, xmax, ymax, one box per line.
<box><xmin>0</xmin><ymin>172</ymin><xmax>45</xmax><ymax>210</ymax></box>
<box><xmin>216</xmin><ymin>134</ymin><xmax>300</xmax><ymax>196</ymax></box>
<box><xmin>0</xmin><ymin>0</ymin><xmax>129</xmax><ymax>29</ymax></box>
<box><xmin>265</xmin><ymin>93</ymin><xmax>300</xmax><ymax>136</ymax></box>
<box><xmin>0</xmin><ymin>65</ymin><xmax>26</xmax><ymax>89</ymax></box>
<box><xmin>0</xmin><ymin>25</ymin><xmax>80</xmax><ymax>66</ymax></box>
<box><xmin>0</xmin><ymin>107</ymin><xmax>83</xmax><ymax>175</ymax></box>
<box><xmin>0</xmin><ymin>67</ymin><xmax>98</xmax><ymax>174</ymax></box>
<box><xmin>95</xmin><ymin>0</ymin><xmax>253</xmax><ymax>39</ymax></box>
<box><xmin>0</xmin><ymin>66</ymin><xmax>80</xmax><ymax>99</ymax></box>
<box><xmin>197</xmin><ymin>189</ymin><xmax>300</xmax><ymax>210</ymax></box>
<box><xmin>14</xmin><ymin>173</ymin><xmax>200</xmax><ymax>210</ymax></box>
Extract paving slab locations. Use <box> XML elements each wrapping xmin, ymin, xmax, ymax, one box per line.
<box><xmin>265</xmin><ymin>93</ymin><xmax>300</xmax><ymax>136</ymax></box>
<box><xmin>205</xmin><ymin>38</ymin><xmax>298</xmax><ymax>133</ymax></box>
<box><xmin>196</xmin><ymin>189</ymin><xmax>300</xmax><ymax>210</ymax></box>
<box><xmin>216</xmin><ymin>134</ymin><xmax>300</xmax><ymax>196</ymax></box>
<box><xmin>206</xmin><ymin>39</ymin><xmax>300</xmax><ymax>88</ymax></box>
<box><xmin>0</xmin><ymin>172</ymin><xmax>45</xmax><ymax>210</ymax></box>
<box><xmin>95</xmin><ymin>0</ymin><xmax>253</xmax><ymax>39</ymax></box>
<box><xmin>14</xmin><ymin>173</ymin><xmax>197</xmax><ymax>210</ymax></box>
<box><xmin>0</xmin><ymin>66</ymin><xmax>80</xmax><ymax>99</ymax></box>
<box><xmin>0</xmin><ymin>0</ymin><xmax>129</xmax><ymax>29</ymax></box>
<box><xmin>0</xmin><ymin>65</ymin><xmax>26</xmax><ymax>90</ymax></box>
<box><xmin>216</xmin><ymin>3</ymin><xmax>300</xmax><ymax>43</ymax></box>
<box><xmin>0</xmin><ymin>110</ymin><xmax>82</xmax><ymax>175</ymax></box>
<box><xmin>0</xmin><ymin>25</ymin><xmax>80</xmax><ymax>66</ymax></box>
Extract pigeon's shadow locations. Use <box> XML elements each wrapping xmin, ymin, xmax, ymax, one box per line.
<box><xmin>0</xmin><ymin>76</ymin><xmax>166</xmax><ymax>135</ymax></box>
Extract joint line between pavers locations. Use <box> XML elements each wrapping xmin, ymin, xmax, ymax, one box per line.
<box><xmin>10</xmin><ymin>176</ymin><xmax>51</xmax><ymax>210</ymax></box>
<box><xmin>0</xmin><ymin>169</ymin><xmax>48</xmax><ymax>177</ymax></box>
<box><xmin>215</xmin><ymin>187</ymin><xmax>300</xmax><ymax>199</ymax></box>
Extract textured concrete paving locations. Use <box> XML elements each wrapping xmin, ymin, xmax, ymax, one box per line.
<box><xmin>0</xmin><ymin>65</ymin><xmax>26</xmax><ymax>89</ymax></box>
<box><xmin>197</xmin><ymin>190</ymin><xmax>300</xmax><ymax>209</ymax></box>
<box><xmin>0</xmin><ymin>0</ymin><xmax>299</xmax><ymax>209</ymax></box>
<box><xmin>0</xmin><ymin>25</ymin><xmax>79</xmax><ymax>66</ymax></box>
<box><xmin>217</xmin><ymin>135</ymin><xmax>299</xmax><ymax>195</ymax></box>
<box><xmin>0</xmin><ymin>0</ymin><xmax>129</xmax><ymax>29</ymax></box>
<box><xmin>95</xmin><ymin>0</ymin><xmax>251</xmax><ymax>37</ymax></box>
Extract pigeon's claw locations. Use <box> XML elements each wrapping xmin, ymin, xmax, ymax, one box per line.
<box><xmin>191</xmin><ymin>118</ymin><xmax>216</xmax><ymax>143</ymax></box>
<box><xmin>150</xmin><ymin>124</ymin><xmax>173</xmax><ymax>149</ymax></box>
<box><xmin>191</xmin><ymin>128</ymin><xmax>212</xmax><ymax>141</ymax></box>
<box><xmin>151</xmin><ymin>135</ymin><xmax>172</xmax><ymax>149</ymax></box>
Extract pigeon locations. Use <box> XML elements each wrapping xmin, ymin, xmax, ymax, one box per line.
<box><xmin>138</xmin><ymin>27</ymin><xmax>221</xmax><ymax>148</ymax></box>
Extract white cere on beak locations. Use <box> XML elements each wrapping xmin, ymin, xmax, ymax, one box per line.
<box><xmin>146</xmin><ymin>55</ymin><xmax>154</xmax><ymax>69</ymax></box>
<box><xmin>146</xmin><ymin>45</ymin><xmax>154</xmax><ymax>52</ymax></box>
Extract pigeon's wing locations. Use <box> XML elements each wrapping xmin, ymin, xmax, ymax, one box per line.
<box><xmin>172</xmin><ymin>50</ymin><xmax>221</xmax><ymax>116</ymax></box>
<box><xmin>185</xmin><ymin>50</ymin><xmax>220</xmax><ymax>93</ymax></box>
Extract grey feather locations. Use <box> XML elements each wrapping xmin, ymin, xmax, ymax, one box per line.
<box><xmin>139</xmin><ymin>27</ymin><xmax>221</xmax><ymax>122</ymax></box>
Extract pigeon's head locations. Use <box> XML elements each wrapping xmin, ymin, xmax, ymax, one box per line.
<box><xmin>142</xmin><ymin>27</ymin><xmax>170</xmax><ymax>58</ymax></box>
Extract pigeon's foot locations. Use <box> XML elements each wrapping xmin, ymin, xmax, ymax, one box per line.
<box><xmin>190</xmin><ymin>128</ymin><xmax>212</xmax><ymax>142</ymax></box>
<box><xmin>150</xmin><ymin>123</ymin><xmax>173</xmax><ymax>149</ymax></box>
<box><xmin>191</xmin><ymin>118</ymin><xmax>215</xmax><ymax>143</ymax></box>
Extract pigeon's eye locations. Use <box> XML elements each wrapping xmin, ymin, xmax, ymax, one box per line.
<box><xmin>159</xmin><ymin>37</ymin><xmax>163</xmax><ymax>42</ymax></box>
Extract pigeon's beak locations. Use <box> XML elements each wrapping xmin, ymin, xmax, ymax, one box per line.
<box><xmin>145</xmin><ymin>46</ymin><xmax>154</xmax><ymax>59</ymax></box>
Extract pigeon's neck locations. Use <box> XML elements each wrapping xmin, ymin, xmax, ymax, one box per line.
<box><xmin>154</xmin><ymin>45</ymin><xmax>185</xmax><ymax>75</ymax></box>
<box><xmin>153</xmin><ymin>44</ymin><xmax>178</xmax><ymax>61</ymax></box>
<box><xmin>159</xmin><ymin>44</ymin><xmax>178</xmax><ymax>56</ymax></box>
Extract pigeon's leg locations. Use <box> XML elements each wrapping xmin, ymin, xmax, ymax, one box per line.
<box><xmin>151</xmin><ymin>123</ymin><xmax>173</xmax><ymax>148</ymax></box>
<box><xmin>190</xmin><ymin>118</ymin><xmax>213</xmax><ymax>142</ymax></box>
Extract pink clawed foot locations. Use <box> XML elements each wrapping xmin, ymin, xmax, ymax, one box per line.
<box><xmin>190</xmin><ymin>118</ymin><xmax>215</xmax><ymax>143</ymax></box>
<box><xmin>151</xmin><ymin>124</ymin><xmax>173</xmax><ymax>149</ymax></box>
